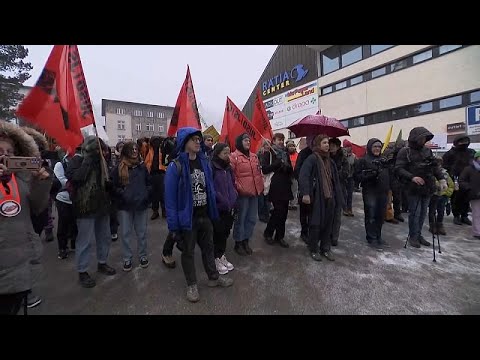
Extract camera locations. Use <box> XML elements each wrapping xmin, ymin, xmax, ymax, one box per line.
<box><xmin>371</xmin><ymin>157</ymin><xmax>395</xmax><ymax>168</ymax></box>
<box><xmin>418</xmin><ymin>156</ymin><xmax>438</xmax><ymax>169</ymax></box>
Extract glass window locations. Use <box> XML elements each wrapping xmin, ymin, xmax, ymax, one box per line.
<box><xmin>159</xmin><ymin>125</ymin><xmax>164</xmax><ymax>132</ymax></box>
<box><xmin>470</xmin><ymin>90</ymin><xmax>480</xmax><ymax>104</ymax></box>
<box><xmin>341</xmin><ymin>45</ymin><xmax>362</xmax><ymax>67</ymax></box>
<box><xmin>147</xmin><ymin>111</ymin><xmax>154</xmax><ymax>118</ymax></box>
<box><xmin>322</xmin><ymin>47</ymin><xmax>340</xmax><ymax>75</ymax></box>
<box><xmin>322</xmin><ymin>86</ymin><xmax>333</xmax><ymax>95</ymax></box>
<box><xmin>392</xmin><ymin>107</ymin><xmax>409</xmax><ymax>120</ymax></box>
<box><xmin>158</xmin><ymin>112</ymin><xmax>165</xmax><ymax>118</ymax></box>
<box><xmin>353</xmin><ymin>117</ymin><xmax>365</xmax><ymax>126</ymax></box>
<box><xmin>335</xmin><ymin>81</ymin><xmax>347</xmax><ymax>90</ymax></box>
<box><xmin>350</xmin><ymin>75</ymin><xmax>363</xmax><ymax>86</ymax></box>
<box><xmin>390</xmin><ymin>59</ymin><xmax>408</xmax><ymax>72</ymax></box>
<box><xmin>116</xmin><ymin>108</ymin><xmax>125</xmax><ymax>115</ymax></box>
<box><xmin>371</xmin><ymin>45</ymin><xmax>393</xmax><ymax>55</ymax></box>
<box><xmin>136</xmin><ymin>123</ymin><xmax>141</xmax><ymax>131</ymax></box>
<box><xmin>413</xmin><ymin>49</ymin><xmax>433</xmax><ymax>64</ymax></box>
<box><xmin>439</xmin><ymin>95</ymin><xmax>462</xmax><ymax>109</ymax></box>
<box><xmin>413</xmin><ymin>102</ymin><xmax>433</xmax><ymax>114</ymax></box>
<box><xmin>371</xmin><ymin>67</ymin><xmax>386</xmax><ymax>79</ymax></box>
<box><xmin>117</xmin><ymin>120</ymin><xmax>125</xmax><ymax>130</ymax></box>
<box><xmin>439</xmin><ymin>45</ymin><xmax>462</xmax><ymax>55</ymax></box>
<box><xmin>134</xmin><ymin>110</ymin><xmax>142</xmax><ymax>117</ymax></box>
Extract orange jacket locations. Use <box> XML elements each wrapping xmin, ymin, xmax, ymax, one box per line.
<box><xmin>289</xmin><ymin>152</ymin><xmax>298</xmax><ymax>170</ymax></box>
<box><xmin>230</xmin><ymin>150</ymin><xmax>264</xmax><ymax>197</ymax></box>
<box><xmin>144</xmin><ymin>148</ymin><xmax>166</xmax><ymax>173</ymax></box>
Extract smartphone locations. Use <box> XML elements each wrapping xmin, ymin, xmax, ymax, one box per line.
<box><xmin>5</xmin><ymin>157</ymin><xmax>42</xmax><ymax>172</ymax></box>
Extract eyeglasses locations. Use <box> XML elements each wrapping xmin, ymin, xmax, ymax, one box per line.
<box><xmin>190</xmin><ymin>137</ymin><xmax>202</xmax><ymax>143</ymax></box>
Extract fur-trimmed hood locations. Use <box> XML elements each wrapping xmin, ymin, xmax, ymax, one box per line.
<box><xmin>21</xmin><ymin>127</ymin><xmax>49</xmax><ymax>153</ymax></box>
<box><xmin>0</xmin><ymin>120</ymin><xmax>39</xmax><ymax>157</ymax></box>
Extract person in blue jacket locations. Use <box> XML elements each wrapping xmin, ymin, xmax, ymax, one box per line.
<box><xmin>165</xmin><ymin>127</ymin><xmax>233</xmax><ymax>303</ymax></box>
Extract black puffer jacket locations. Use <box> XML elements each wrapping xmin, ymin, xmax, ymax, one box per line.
<box><xmin>459</xmin><ymin>163</ymin><xmax>480</xmax><ymax>201</ymax></box>
<box><xmin>395</xmin><ymin>127</ymin><xmax>445</xmax><ymax>196</ymax></box>
<box><xmin>354</xmin><ymin>138</ymin><xmax>390</xmax><ymax>194</ymax></box>
<box><xmin>331</xmin><ymin>148</ymin><xmax>349</xmax><ymax>183</ymax></box>
<box><xmin>442</xmin><ymin>134</ymin><xmax>476</xmax><ymax>178</ymax></box>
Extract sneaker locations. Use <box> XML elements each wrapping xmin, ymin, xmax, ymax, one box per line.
<box><xmin>278</xmin><ymin>238</ymin><xmax>289</xmax><ymax>248</ymax></box>
<box><xmin>215</xmin><ymin>258</ymin><xmax>229</xmax><ymax>275</ymax></box>
<box><xmin>161</xmin><ymin>254</ymin><xmax>176</xmax><ymax>269</ymax></box>
<box><xmin>322</xmin><ymin>251</ymin><xmax>335</xmax><ymax>261</ymax></box>
<box><xmin>26</xmin><ymin>294</ymin><xmax>42</xmax><ymax>308</ymax></box>
<box><xmin>140</xmin><ymin>257</ymin><xmax>149</xmax><ymax>268</ymax></box>
<box><xmin>97</xmin><ymin>263</ymin><xmax>116</xmax><ymax>276</ymax></box>
<box><xmin>123</xmin><ymin>260</ymin><xmax>133</xmax><ymax>272</ymax></box>
<box><xmin>343</xmin><ymin>210</ymin><xmax>350</xmax><ymax>217</ymax></box>
<box><xmin>394</xmin><ymin>215</ymin><xmax>405</xmax><ymax>222</ymax></box>
<box><xmin>311</xmin><ymin>252</ymin><xmax>322</xmax><ymax>261</ymax></box>
<box><xmin>220</xmin><ymin>255</ymin><xmax>234</xmax><ymax>271</ymax></box>
<box><xmin>151</xmin><ymin>211</ymin><xmax>160</xmax><ymax>220</ymax></box>
<box><xmin>386</xmin><ymin>218</ymin><xmax>399</xmax><ymax>224</ymax></box>
<box><xmin>474</xmin><ymin>235</ymin><xmax>480</xmax><ymax>240</ymax></box>
<box><xmin>208</xmin><ymin>276</ymin><xmax>234</xmax><ymax>288</ymax></box>
<box><xmin>419</xmin><ymin>235</ymin><xmax>431</xmax><ymax>246</ymax></box>
<box><xmin>79</xmin><ymin>272</ymin><xmax>96</xmax><ymax>288</ymax></box>
<box><xmin>408</xmin><ymin>237</ymin><xmax>421</xmax><ymax>248</ymax></box>
<box><xmin>288</xmin><ymin>205</ymin><xmax>298</xmax><ymax>211</ymax></box>
<box><xmin>461</xmin><ymin>217</ymin><xmax>472</xmax><ymax>226</ymax></box>
<box><xmin>242</xmin><ymin>239</ymin><xmax>253</xmax><ymax>255</ymax></box>
<box><xmin>348</xmin><ymin>209</ymin><xmax>355</xmax><ymax>217</ymax></box>
<box><xmin>58</xmin><ymin>249</ymin><xmax>68</xmax><ymax>260</ymax></box>
<box><xmin>186</xmin><ymin>284</ymin><xmax>200</xmax><ymax>303</ymax></box>
<box><xmin>234</xmin><ymin>242</ymin><xmax>248</xmax><ymax>256</ymax></box>
<box><xmin>111</xmin><ymin>233</ymin><xmax>118</xmax><ymax>241</ymax></box>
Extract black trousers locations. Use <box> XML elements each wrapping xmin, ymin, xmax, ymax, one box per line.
<box><xmin>264</xmin><ymin>200</ymin><xmax>289</xmax><ymax>240</ymax></box>
<box><xmin>56</xmin><ymin>200</ymin><xmax>78</xmax><ymax>251</ymax></box>
<box><xmin>451</xmin><ymin>190</ymin><xmax>469</xmax><ymax>217</ymax></box>
<box><xmin>151</xmin><ymin>172</ymin><xmax>165</xmax><ymax>213</ymax></box>
<box><xmin>181</xmin><ymin>214</ymin><xmax>219</xmax><ymax>286</ymax></box>
<box><xmin>309</xmin><ymin>198</ymin><xmax>335</xmax><ymax>253</ymax></box>
<box><xmin>363</xmin><ymin>191</ymin><xmax>388</xmax><ymax>243</ymax></box>
<box><xmin>331</xmin><ymin>206</ymin><xmax>342</xmax><ymax>246</ymax></box>
<box><xmin>299</xmin><ymin>202</ymin><xmax>312</xmax><ymax>237</ymax></box>
<box><xmin>0</xmin><ymin>291</ymin><xmax>29</xmax><ymax>315</ymax></box>
<box><xmin>213</xmin><ymin>210</ymin><xmax>234</xmax><ymax>258</ymax></box>
<box><xmin>163</xmin><ymin>232</ymin><xmax>175</xmax><ymax>257</ymax></box>
<box><xmin>392</xmin><ymin>186</ymin><xmax>402</xmax><ymax>217</ymax></box>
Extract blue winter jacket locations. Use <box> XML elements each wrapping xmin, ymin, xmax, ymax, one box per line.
<box><xmin>165</xmin><ymin>127</ymin><xmax>219</xmax><ymax>232</ymax></box>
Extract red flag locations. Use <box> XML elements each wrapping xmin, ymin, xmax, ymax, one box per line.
<box><xmin>167</xmin><ymin>65</ymin><xmax>202</xmax><ymax>136</ymax></box>
<box><xmin>343</xmin><ymin>139</ymin><xmax>366</xmax><ymax>158</ymax></box>
<box><xmin>16</xmin><ymin>45</ymin><xmax>94</xmax><ymax>153</ymax></box>
<box><xmin>220</xmin><ymin>97</ymin><xmax>263</xmax><ymax>153</ymax></box>
<box><xmin>252</xmin><ymin>88</ymin><xmax>273</xmax><ymax>141</ymax></box>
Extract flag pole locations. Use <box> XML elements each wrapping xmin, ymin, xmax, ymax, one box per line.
<box><xmin>92</xmin><ymin>119</ymin><xmax>110</xmax><ymax>182</ymax></box>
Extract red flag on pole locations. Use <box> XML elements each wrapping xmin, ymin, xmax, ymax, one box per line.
<box><xmin>16</xmin><ymin>45</ymin><xmax>94</xmax><ymax>153</ymax></box>
<box><xmin>167</xmin><ymin>65</ymin><xmax>202</xmax><ymax>136</ymax></box>
<box><xmin>252</xmin><ymin>87</ymin><xmax>273</xmax><ymax>141</ymax></box>
<box><xmin>219</xmin><ymin>97</ymin><xmax>263</xmax><ymax>153</ymax></box>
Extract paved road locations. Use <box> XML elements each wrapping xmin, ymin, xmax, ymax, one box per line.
<box><xmin>30</xmin><ymin>193</ymin><xmax>480</xmax><ymax>315</ymax></box>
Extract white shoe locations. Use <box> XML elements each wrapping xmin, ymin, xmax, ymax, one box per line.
<box><xmin>215</xmin><ymin>258</ymin><xmax>228</xmax><ymax>275</ymax></box>
<box><xmin>220</xmin><ymin>255</ymin><xmax>234</xmax><ymax>271</ymax></box>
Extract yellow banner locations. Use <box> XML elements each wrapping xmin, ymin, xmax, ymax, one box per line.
<box><xmin>203</xmin><ymin>125</ymin><xmax>220</xmax><ymax>143</ymax></box>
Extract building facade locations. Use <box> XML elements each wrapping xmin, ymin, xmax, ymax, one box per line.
<box><xmin>243</xmin><ymin>45</ymin><xmax>480</xmax><ymax>150</ymax></box>
<box><xmin>102</xmin><ymin>99</ymin><xmax>174</xmax><ymax>146</ymax></box>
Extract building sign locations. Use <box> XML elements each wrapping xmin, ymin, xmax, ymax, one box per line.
<box><xmin>446</xmin><ymin>122</ymin><xmax>466</xmax><ymax>132</ymax></box>
<box><xmin>426</xmin><ymin>133</ymin><xmax>447</xmax><ymax>150</ymax></box>
<box><xmin>263</xmin><ymin>81</ymin><xmax>319</xmax><ymax>131</ymax></box>
<box><xmin>466</xmin><ymin>104</ymin><xmax>480</xmax><ymax>135</ymax></box>
<box><xmin>262</xmin><ymin>64</ymin><xmax>309</xmax><ymax>96</ymax></box>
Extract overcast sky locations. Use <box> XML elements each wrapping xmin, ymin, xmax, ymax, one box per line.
<box><xmin>24</xmin><ymin>45</ymin><xmax>277</xmax><ymax>130</ymax></box>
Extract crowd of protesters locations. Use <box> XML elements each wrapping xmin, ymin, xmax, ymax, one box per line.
<box><xmin>1</xmin><ymin>119</ymin><xmax>478</xmax><ymax>312</ymax></box>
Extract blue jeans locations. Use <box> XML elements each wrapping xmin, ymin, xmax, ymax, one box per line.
<box><xmin>408</xmin><ymin>194</ymin><xmax>431</xmax><ymax>239</ymax></box>
<box><xmin>76</xmin><ymin>215</ymin><xmax>111</xmax><ymax>273</ymax></box>
<box><xmin>118</xmin><ymin>209</ymin><xmax>148</xmax><ymax>262</ymax></box>
<box><xmin>363</xmin><ymin>191</ymin><xmax>388</xmax><ymax>243</ymax></box>
<box><xmin>233</xmin><ymin>196</ymin><xmax>258</xmax><ymax>242</ymax></box>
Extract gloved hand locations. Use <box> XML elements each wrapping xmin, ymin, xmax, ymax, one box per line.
<box><xmin>439</xmin><ymin>179</ymin><xmax>448</xmax><ymax>192</ymax></box>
